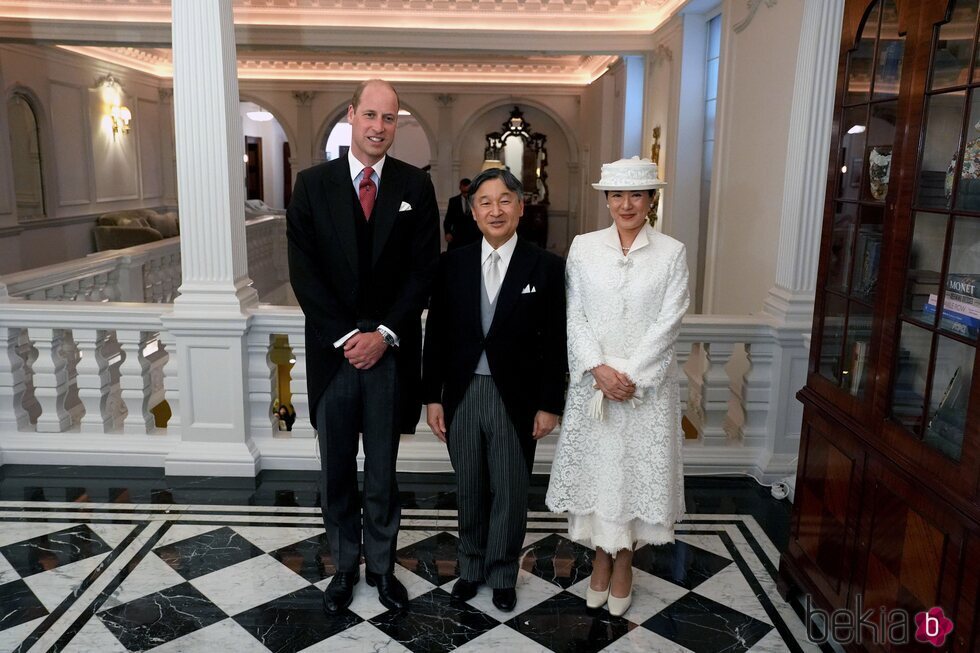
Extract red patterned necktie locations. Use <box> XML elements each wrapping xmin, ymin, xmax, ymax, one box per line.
<box><xmin>359</xmin><ymin>166</ymin><xmax>376</xmax><ymax>220</ymax></box>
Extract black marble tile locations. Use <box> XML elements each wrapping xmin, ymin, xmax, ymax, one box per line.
<box><xmin>0</xmin><ymin>579</ymin><xmax>48</xmax><ymax>632</ymax></box>
<box><xmin>505</xmin><ymin>590</ymin><xmax>635</xmax><ymax>652</ymax></box>
<box><xmin>683</xmin><ymin>477</ymin><xmax>793</xmax><ymax>552</ymax></box>
<box><xmin>270</xmin><ymin>533</ymin><xmax>336</xmax><ymax>584</ymax></box>
<box><xmin>233</xmin><ymin>585</ymin><xmax>361</xmax><ymax>652</ymax></box>
<box><xmin>153</xmin><ymin>526</ymin><xmax>263</xmax><ymax>580</ymax></box>
<box><xmin>396</xmin><ymin>532</ymin><xmax>460</xmax><ymax>586</ymax></box>
<box><xmin>642</xmin><ymin>592</ymin><xmax>773</xmax><ymax>653</ymax></box>
<box><xmin>520</xmin><ymin>533</ymin><xmax>593</xmax><ymax>589</ymax></box>
<box><xmin>369</xmin><ymin>588</ymin><xmax>498</xmax><ymax>652</ymax></box>
<box><xmin>0</xmin><ymin>524</ymin><xmax>112</xmax><ymax>578</ymax></box>
<box><xmin>99</xmin><ymin>581</ymin><xmax>228</xmax><ymax>650</ymax></box>
<box><xmin>632</xmin><ymin>540</ymin><xmax>732</xmax><ymax>590</ymax></box>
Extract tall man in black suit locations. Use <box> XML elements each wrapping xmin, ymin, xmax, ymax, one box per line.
<box><xmin>423</xmin><ymin>168</ymin><xmax>567</xmax><ymax>612</ymax></box>
<box><xmin>443</xmin><ymin>178</ymin><xmax>481</xmax><ymax>250</ymax></box>
<box><xmin>287</xmin><ymin>79</ymin><xmax>439</xmax><ymax>614</ymax></box>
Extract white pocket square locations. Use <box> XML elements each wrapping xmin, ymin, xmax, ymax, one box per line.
<box><xmin>521</xmin><ymin>284</ymin><xmax>536</xmax><ymax>294</ymax></box>
<box><xmin>399</xmin><ymin>201</ymin><xmax>412</xmax><ymax>212</ymax></box>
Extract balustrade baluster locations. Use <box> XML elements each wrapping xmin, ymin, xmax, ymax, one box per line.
<box><xmin>0</xmin><ymin>327</ymin><xmax>32</xmax><ymax>431</ymax></box>
<box><xmin>74</xmin><ymin>328</ymin><xmax>112</xmax><ymax>433</ymax></box>
<box><xmin>116</xmin><ymin>329</ymin><xmax>154</xmax><ymax>432</ymax></box>
<box><xmin>702</xmin><ymin>341</ymin><xmax>736</xmax><ymax>445</ymax></box>
<box><xmin>288</xmin><ymin>333</ymin><xmax>313</xmax><ymax>439</ymax></box>
<box><xmin>247</xmin><ymin>332</ymin><xmax>278</xmax><ymax>440</ymax></box>
<box><xmin>32</xmin><ymin>327</ymin><xmax>72</xmax><ymax>432</ymax></box>
<box><xmin>742</xmin><ymin>341</ymin><xmax>775</xmax><ymax>448</ymax></box>
<box><xmin>159</xmin><ymin>331</ymin><xmax>179</xmax><ymax>429</ymax></box>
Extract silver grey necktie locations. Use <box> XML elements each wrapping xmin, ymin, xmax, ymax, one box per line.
<box><xmin>485</xmin><ymin>250</ymin><xmax>502</xmax><ymax>303</ymax></box>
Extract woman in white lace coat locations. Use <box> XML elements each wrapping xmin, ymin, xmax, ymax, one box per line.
<box><xmin>546</xmin><ymin>157</ymin><xmax>690</xmax><ymax>617</ymax></box>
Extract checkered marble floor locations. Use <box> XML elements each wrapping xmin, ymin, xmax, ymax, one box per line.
<box><xmin>0</xmin><ymin>502</ymin><xmax>819</xmax><ymax>653</ymax></box>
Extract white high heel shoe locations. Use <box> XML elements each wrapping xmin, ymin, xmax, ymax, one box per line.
<box><xmin>607</xmin><ymin>587</ymin><xmax>633</xmax><ymax>616</ymax></box>
<box><xmin>585</xmin><ymin>580</ymin><xmax>610</xmax><ymax>608</ymax></box>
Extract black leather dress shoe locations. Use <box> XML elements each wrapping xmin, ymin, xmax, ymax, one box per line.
<box><xmin>450</xmin><ymin>578</ymin><xmax>482</xmax><ymax>601</ymax></box>
<box><xmin>492</xmin><ymin>588</ymin><xmax>517</xmax><ymax>612</ymax></box>
<box><xmin>366</xmin><ymin>571</ymin><xmax>408</xmax><ymax>611</ymax></box>
<box><xmin>323</xmin><ymin>571</ymin><xmax>359</xmax><ymax>614</ymax></box>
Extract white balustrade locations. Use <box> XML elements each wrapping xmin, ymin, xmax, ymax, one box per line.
<box><xmin>0</xmin><ymin>215</ymin><xmax>287</xmax><ymax>305</ymax></box>
<box><xmin>0</xmin><ymin>297</ymin><xmax>809</xmax><ymax>481</ymax></box>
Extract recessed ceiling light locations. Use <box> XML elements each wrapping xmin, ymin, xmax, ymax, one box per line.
<box><xmin>398</xmin><ymin>109</ymin><xmax>411</xmax><ymax>116</ymax></box>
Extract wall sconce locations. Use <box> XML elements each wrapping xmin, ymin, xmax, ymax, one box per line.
<box><xmin>110</xmin><ymin>104</ymin><xmax>132</xmax><ymax>136</ymax></box>
<box><xmin>97</xmin><ymin>74</ymin><xmax>133</xmax><ymax>139</ymax></box>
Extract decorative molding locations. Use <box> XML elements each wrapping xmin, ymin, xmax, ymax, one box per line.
<box><xmin>157</xmin><ymin>87</ymin><xmax>173</xmax><ymax>102</ymax></box>
<box><xmin>292</xmin><ymin>90</ymin><xmax>315</xmax><ymax>106</ymax></box>
<box><xmin>435</xmin><ymin>93</ymin><xmax>456</xmax><ymax>107</ymax></box>
<box><xmin>61</xmin><ymin>46</ymin><xmax>621</xmax><ymax>85</ymax></box>
<box><xmin>733</xmin><ymin>0</ymin><xmax>778</xmax><ymax>34</ymax></box>
<box><xmin>651</xmin><ymin>44</ymin><xmax>673</xmax><ymax>66</ymax></box>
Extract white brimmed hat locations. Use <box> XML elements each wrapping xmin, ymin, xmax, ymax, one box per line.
<box><xmin>592</xmin><ymin>156</ymin><xmax>666</xmax><ymax>190</ymax></box>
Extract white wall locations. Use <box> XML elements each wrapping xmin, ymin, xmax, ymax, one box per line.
<box><xmin>0</xmin><ymin>45</ymin><xmax>175</xmax><ymax>273</ymax></box>
<box><xmin>703</xmin><ymin>0</ymin><xmax>807</xmax><ymax>314</ymax></box>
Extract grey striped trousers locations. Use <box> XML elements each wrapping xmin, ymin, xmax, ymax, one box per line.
<box><xmin>447</xmin><ymin>375</ymin><xmax>529</xmax><ymax>588</ymax></box>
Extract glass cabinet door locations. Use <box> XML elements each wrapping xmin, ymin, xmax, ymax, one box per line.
<box><xmin>816</xmin><ymin>0</ymin><xmax>908</xmax><ymax>400</ymax></box>
<box><xmin>885</xmin><ymin>0</ymin><xmax>979</xmax><ymax>491</ymax></box>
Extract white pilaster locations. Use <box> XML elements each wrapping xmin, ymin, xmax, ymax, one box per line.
<box><xmin>164</xmin><ymin>0</ymin><xmax>258</xmax><ymax>476</ymax></box>
<box><xmin>292</xmin><ymin>91</ymin><xmax>315</xmax><ymax>182</ymax></box>
<box><xmin>760</xmin><ymin>0</ymin><xmax>845</xmax><ymax>484</ymax></box>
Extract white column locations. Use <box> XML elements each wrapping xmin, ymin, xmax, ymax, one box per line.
<box><xmin>764</xmin><ymin>0</ymin><xmax>845</xmax><ymax>321</ymax></box>
<box><xmin>436</xmin><ymin>93</ymin><xmax>456</xmax><ymax>211</ymax></box>
<box><xmin>163</xmin><ymin>0</ymin><xmax>259</xmax><ymax>476</ymax></box>
<box><xmin>759</xmin><ymin>0</ymin><xmax>845</xmax><ymax>483</ymax></box>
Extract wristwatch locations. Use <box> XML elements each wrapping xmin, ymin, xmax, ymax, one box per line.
<box><xmin>378</xmin><ymin>329</ymin><xmax>396</xmax><ymax>347</ymax></box>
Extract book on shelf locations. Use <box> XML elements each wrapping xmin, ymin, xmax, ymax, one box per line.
<box><xmin>848</xmin><ymin>340</ymin><xmax>869</xmax><ymax>396</ymax></box>
<box><xmin>924</xmin><ymin>292</ymin><xmax>980</xmax><ymax>338</ymax></box>
<box><xmin>947</xmin><ymin>274</ymin><xmax>979</xmax><ymax>298</ymax></box>
<box><xmin>854</xmin><ymin>228</ymin><xmax>882</xmax><ymax>296</ymax></box>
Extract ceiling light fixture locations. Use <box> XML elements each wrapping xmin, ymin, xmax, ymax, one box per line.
<box><xmin>247</xmin><ymin>110</ymin><xmax>274</xmax><ymax>122</ymax></box>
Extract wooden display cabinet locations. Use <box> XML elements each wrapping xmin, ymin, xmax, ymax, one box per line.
<box><xmin>780</xmin><ymin>1</ymin><xmax>980</xmax><ymax>651</ymax></box>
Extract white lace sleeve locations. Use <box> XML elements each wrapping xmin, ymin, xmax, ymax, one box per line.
<box><xmin>566</xmin><ymin>239</ymin><xmax>605</xmax><ymax>381</ymax></box>
<box><xmin>622</xmin><ymin>244</ymin><xmax>690</xmax><ymax>389</ymax></box>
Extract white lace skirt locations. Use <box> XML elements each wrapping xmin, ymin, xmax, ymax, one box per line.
<box><xmin>567</xmin><ymin>512</ymin><xmax>676</xmax><ymax>555</ymax></box>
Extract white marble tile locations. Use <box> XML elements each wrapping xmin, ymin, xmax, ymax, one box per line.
<box><xmin>0</xmin><ymin>521</ymin><xmax>76</xmax><ymax>547</ymax></box>
<box><xmin>0</xmin><ymin>615</ymin><xmax>44</xmax><ymax>652</ymax></box>
<box><xmin>566</xmin><ymin>567</ymin><xmax>689</xmax><ymax>624</ymax></box>
<box><xmin>150</xmin><ymin>617</ymin><xmax>270</xmax><ymax>653</ymax></box>
<box><xmin>749</xmin><ymin>627</ymin><xmax>798</xmax><ymax>652</ymax></box>
<box><xmin>692</xmin><ymin>563</ymin><xmax>773</xmax><ymax>625</ymax></box>
<box><xmin>61</xmin><ymin>614</ymin><xmax>130</xmax><ymax>653</ymax></box>
<box><xmin>454</xmin><ymin>623</ymin><xmax>552</xmax><ymax>652</ymax></box>
<box><xmin>154</xmin><ymin>523</ymin><xmax>224</xmax><ymax>548</ymax></box>
<box><xmin>23</xmin><ymin>552</ymin><xmax>110</xmax><ymax>611</ymax></box>
<box><xmin>230</xmin><ymin>525</ymin><xmax>325</xmax><ymax>552</ymax></box>
<box><xmin>0</xmin><ymin>551</ymin><xmax>18</xmax><ymax>585</ymax></box>
<box><xmin>448</xmin><ymin>569</ymin><xmax>563</xmax><ymax>622</ymax></box>
<box><xmin>302</xmin><ymin>621</ymin><xmax>412</xmax><ymax>652</ymax></box>
<box><xmin>601</xmin><ymin>625</ymin><xmax>697</xmax><ymax>653</ymax></box>
<box><xmin>86</xmin><ymin>523</ymin><xmax>138</xmax><ymax>549</ymax></box>
<box><xmin>99</xmin><ymin>551</ymin><xmax>187</xmax><ymax>611</ymax></box>
<box><xmin>396</xmin><ymin>529</ymin><xmax>442</xmax><ymax>549</ymax></box>
<box><xmin>324</xmin><ymin>563</ymin><xmax>437</xmax><ymax>620</ymax></box>
<box><xmin>675</xmin><ymin>532</ymin><xmax>733</xmax><ymax>560</ymax></box>
<box><xmin>190</xmin><ymin>554</ymin><xmax>310</xmax><ymax>616</ymax></box>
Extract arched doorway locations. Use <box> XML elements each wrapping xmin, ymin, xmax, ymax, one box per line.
<box><xmin>240</xmin><ymin>101</ymin><xmax>290</xmax><ymax>209</ymax></box>
<box><xmin>7</xmin><ymin>93</ymin><xmax>45</xmax><ymax>219</ymax></box>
